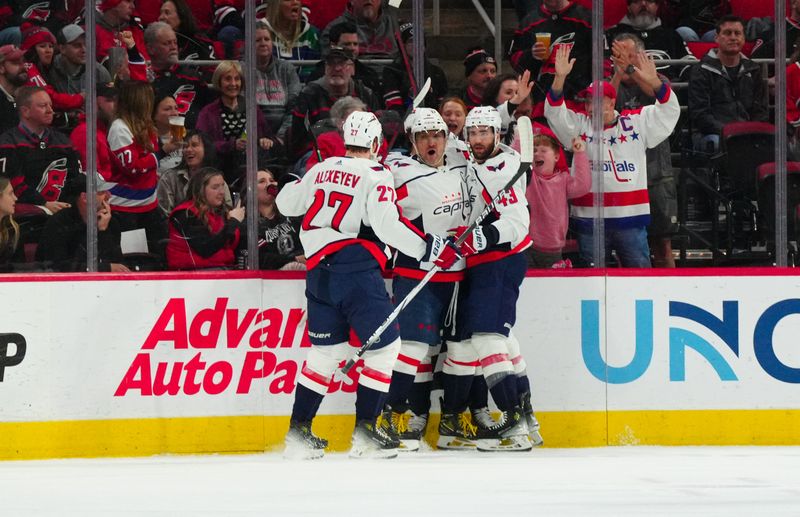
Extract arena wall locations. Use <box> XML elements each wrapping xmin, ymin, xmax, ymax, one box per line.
<box><xmin>1</xmin><ymin>269</ymin><xmax>799</xmax><ymax>460</ymax></box>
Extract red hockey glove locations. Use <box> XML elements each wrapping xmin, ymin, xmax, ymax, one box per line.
<box><xmin>452</xmin><ymin>224</ymin><xmax>499</xmax><ymax>257</ymax></box>
<box><xmin>423</xmin><ymin>234</ymin><xmax>462</xmax><ymax>270</ymax></box>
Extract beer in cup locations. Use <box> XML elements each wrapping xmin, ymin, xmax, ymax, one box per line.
<box><xmin>535</xmin><ymin>32</ymin><xmax>552</xmax><ymax>58</ymax></box>
<box><xmin>169</xmin><ymin>116</ymin><xmax>186</xmax><ymax>142</ymax></box>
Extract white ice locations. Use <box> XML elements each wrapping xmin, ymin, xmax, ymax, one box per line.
<box><xmin>2</xmin><ymin>447</ymin><xmax>800</xmax><ymax>516</ymax></box>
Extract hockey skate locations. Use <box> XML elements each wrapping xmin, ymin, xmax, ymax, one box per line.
<box><xmin>349</xmin><ymin>414</ymin><xmax>400</xmax><ymax>459</ymax></box>
<box><xmin>283</xmin><ymin>420</ymin><xmax>328</xmax><ymax>460</ymax></box>
<box><xmin>470</xmin><ymin>406</ymin><xmax>498</xmax><ymax>432</ymax></box>
<box><xmin>437</xmin><ymin>411</ymin><xmax>478</xmax><ymax>450</ymax></box>
<box><xmin>392</xmin><ymin>410</ymin><xmax>429</xmax><ymax>452</ymax></box>
<box><xmin>521</xmin><ymin>392</ymin><xmax>544</xmax><ymax>447</ymax></box>
<box><xmin>475</xmin><ymin>406</ymin><xmax>533</xmax><ymax>452</ymax></box>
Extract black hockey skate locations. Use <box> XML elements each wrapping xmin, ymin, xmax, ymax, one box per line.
<box><xmin>520</xmin><ymin>392</ymin><xmax>544</xmax><ymax>447</ymax></box>
<box><xmin>350</xmin><ymin>412</ymin><xmax>400</xmax><ymax>459</ymax></box>
<box><xmin>283</xmin><ymin>420</ymin><xmax>328</xmax><ymax>460</ymax></box>
<box><xmin>470</xmin><ymin>406</ymin><xmax>498</xmax><ymax>432</ymax></box>
<box><xmin>392</xmin><ymin>409</ymin><xmax>429</xmax><ymax>452</ymax></box>
<box><xmin>475</xmin><ymin>405</ymin><xmax>532</xmax><ymax>452</ymax></box>
<box><xmin>437</xmin><ymin>410</ymin><xmax>477</xmax><ymax>450</ymax></box>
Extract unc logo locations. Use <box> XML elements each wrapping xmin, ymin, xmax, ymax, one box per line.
<box><xmin>581</xmin><ymin>299</ymin><xmax>800</xmax><ymax>384</ymax></box>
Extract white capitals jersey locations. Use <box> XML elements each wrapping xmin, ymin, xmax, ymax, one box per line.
<box><xmin>388</xmin><ymin>150</ymin><xmax>472</xmax><ymax>281</ymax></box>
<box><xmin>276</xmin><ymin>155</ymin><xmax>428</xmax><ymax>270</ymax></box>
<box><xmin>468</xmin><ymin>143</ymin><xmax>532</xmax><ymax>266</ymax></box>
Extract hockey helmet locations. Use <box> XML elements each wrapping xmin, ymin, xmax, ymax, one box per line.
<box><xmin>342</xmin><ymin>111</ymin><xmax>383</xmax><ymax>151</ymax></box>
<box><xmin>463</xmin><ymin>105</ymin><xmax>502</xmax><ymax>135</ymax></box>
<box><xmin>409</xmin><ymin>107</ymin><xmax>447</xmax><ymax>136</ymax></box>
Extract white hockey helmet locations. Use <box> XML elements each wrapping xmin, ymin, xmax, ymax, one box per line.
<box><xmin>463</xmin><ymin>105</ymin><xmax>502</xmax><ymax>136</ymax></box>
<box><xmin>342</xmin><ymin>111</ymin><xmax>383</xmax><ymax>151</ymax></box>
<box><xmin>403</xmin><ymin>108</ymin><xmax>418</xmax><ymax>134</ymax></box>
<box><xmin>409</xmin><ymin>107</ymin><xmax>447</xmax><ymax>136</ymax></box>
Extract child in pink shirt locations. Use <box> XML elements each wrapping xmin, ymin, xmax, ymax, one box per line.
<box><xmin>524</xmin><ymin>129</ymin><xmax>591</xmax><ymax>268</ymax></box>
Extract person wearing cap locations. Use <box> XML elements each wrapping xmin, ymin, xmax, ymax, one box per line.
<box><xmin>145</xmin><ymin>21</ymin><xmax>213</xmax><ymax>129</ymax></box>
<box><xmin>320</xmin><ymin>0</ymin><xmax>400</xmax><ymax>63</ymax></box>
<box><xmin>0</xmin><ymin>85</ymin><xmax>82</xmax><ymax>216</ymax></box>
<box><xmin>544</xmin><ymin>43</ymin><xmax>680</xmax><ymax>268</ymax></box>
<box><xmin>19</xmin><ymin>22</ymin><xmax>85</xmax><ymax>131</ymax></box>
<box><xmin>92</xmin><ymin>0</ymin><xmax>148</xmax><ymax>78</ymax></box>
<box><xmin>508</xmin><ymin>0</ymin><xmax>591</xmax><ymax>102</ymax></box>
<box><xmin>382</xmin><ymin>22</ymin><xmax>447</xmax><ymax>114</ymax></box>
<box><xmin>287</xmin><ymin>45</ymin><xmax>382</xmax><ymax>160</ymax></box>
<box><xmin>70</xmin><ymin>83</ymin><xmax>118</xmax><ymax>190</ymax></box>
<box><xmin>459</xmin><ymin>47</ymin><xmax>497</xmax><ymax>111</ymax></box>
<box><xmin>0</xmin><ymin>44</ymin><xmax>28</xmax><ymax>134</ymax></box>
<box><xmin>308</xmin><ymin>21</ymin><xmax>383</xmax><ymax>100</ymax></box>
<box><xmin>48</xmin><ymin>24</ymin><xmax>112</xmax><ymax>100</ymax></box>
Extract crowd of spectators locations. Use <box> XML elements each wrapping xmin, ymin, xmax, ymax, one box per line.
<box><xmin>0</xmin><ymin>0</ymin><xmax>795</xmax><ymax>273</ymax></box>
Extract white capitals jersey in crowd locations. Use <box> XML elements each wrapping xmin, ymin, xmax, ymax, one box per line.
<box><xmin>276</xmin><ymin>155</ymin><xmax>428</xmax><ymax>270</ymax></box>
<box><xmin>468</xmin><ymin>143</ymin><xmax>532</xmax><ymax>265</ymax></box>
<box><xmin>387</xmin><ymin>149</ymin><xmax>473</xmax><ymax>280</ymax></box>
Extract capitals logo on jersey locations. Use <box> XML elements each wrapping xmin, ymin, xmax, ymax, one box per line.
<box><xmin>36</xmin><ymin>157</ymin><xmax>68</xmax><ymax>202</ymax></box>
<box><xmin>174</xmin><ymin>84</ymin><xmax>198</xmax><ymax>116</ymax></box>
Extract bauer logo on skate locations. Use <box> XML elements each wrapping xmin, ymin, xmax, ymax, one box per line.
<box><xmin>114</xmin><ymin>297</ymin><xmax>361</xmax><ymax>397</ymax></box>
<box><xmin>581</xmin><ymin>298</ymin><xmax>800</xmax><ymax>384</ymax></box>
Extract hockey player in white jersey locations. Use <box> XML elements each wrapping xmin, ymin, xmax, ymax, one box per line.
<box><xmin>382</xmin><ymin>108</ymin><xmax>472</xmax><ymax>451</ymax></box>
<box><xmin>445</xmin><ymin>106</ymin><xmax>537</xmax><ymax>451</ymax></box>
<box><xmin>276</xmin><ymin>111</ymin><xmax>461</xmax><ymax>459</ymax></box>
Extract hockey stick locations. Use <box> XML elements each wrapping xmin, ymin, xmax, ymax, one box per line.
<box><xmin>385</xmin><ymin>77</ymin><xmax>431</xmax><ymax>151</ymax></box>
<box><xmin>394</xmin><ymin>29</ymin><xmax>418</xmax><ymax>97</ymax></box>
<box><xmin>340</xmin><ymin>116</ymin><xmax>534</xmax><ymax>374</ymax></box>
<box><xmin>304</xmin><ymin>111</ymin><xmax>323</xmax><ymax>164</ymax></box>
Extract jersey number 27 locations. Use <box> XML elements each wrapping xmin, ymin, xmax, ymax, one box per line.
<box><xmin>302</xmin><ymin>190</ymin><xmax>354</xmax><ymax>231</ymax></box>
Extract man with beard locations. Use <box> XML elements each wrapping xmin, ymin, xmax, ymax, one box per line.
<box><xmin>606</xmin><ymin>0</ymin><xmax>694</xmax><ymax>81</ymax></box>
<box><xmin>444</xmin><ymin>106</ymin><xmax>534</xmax><ymax>452</ymax></box>
<box><xmin>287</xmin><ymin>47</ymin><xmax>382</xmax><ymax>161</ymax></box>
<box><xmin>70</xmin><ymin>83</ymin><xmax>118</xmax><ymax>186</ymax></box>
<box><xmin>0</xmin><ymin>45</ymin><xmax>27</xmax><ymax>134</ymax></box>
<box><xmin>145</xmin><ymin>22</ymin><xmax>212</xmax><ymax>129</ymax></box>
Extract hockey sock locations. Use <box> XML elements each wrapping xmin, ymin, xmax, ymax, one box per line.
<box><xmin>355</xmin><ymin>384</ymin><xmax>387</xmax><ymax>421</ymax></box>
<box><xmin>516</xmin><ymin>374</ymin><xmax>531</xmax><ymax>397</ymax></box>
<box><xmin>488</xmin><ymin>375</ymin><xmax>519</xmax><ymax>412</ymax></box>
<box><xmin>291</xmin><ymin>384</ymin><xmax>325</xmax><ymax>423</ymax></box>
<box><xmin>442</xmin><ymin>372</ymin><xmax>472</xmax><ymax>414</ymax></box>
<box><xmin>468</xmin><ymin>374</ymin><xmax>489</xmax><ymax>409</ymax></box>
<box><xmin>385</xmin><ymin>371</ymin><xmax>415</xmax><ymax>411</ymax></box>
<box><xmin>408</xmin><ymin>381</ymin><xmax>433</xmax><ymax>415</ymax></box>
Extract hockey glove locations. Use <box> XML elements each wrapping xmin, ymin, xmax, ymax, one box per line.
<box><xmin>423</xmin><ymin>234</ymin><xmax>462</xmax><ymax>270</ymax></box>
<box><xmin>453</xmin><ymin>224</ymin><xmax>499</xmax><ymax>257</ymax></box>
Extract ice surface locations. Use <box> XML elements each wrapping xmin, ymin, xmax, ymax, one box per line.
<box><xmin>2</xmin><ymin>447</ymin><xmax>800</xmax><ymax>516</ymax></box>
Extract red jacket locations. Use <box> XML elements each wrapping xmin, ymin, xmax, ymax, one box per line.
<box><xmin>25</xmin><ymin>62</ymin><xmax>84</xmax><ymax>111</ymax></box>
<box><xmin>167</xmin><ymin>200</ymin><xmax>240</xmax><ymax>269</ymax></box>
<box><xmin>71</xmin><ymin>116</ymin><xmax>112</xmax><ymax>181</ymax></box>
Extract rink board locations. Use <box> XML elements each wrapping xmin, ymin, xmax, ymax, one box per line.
<box><xmin>1</xmin><ymin>270</ymin><xmax>799</xmax><ymax>459</ymax></box>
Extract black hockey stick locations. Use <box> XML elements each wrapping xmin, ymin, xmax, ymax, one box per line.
<box><xmin>340</xmin><ymin>116</ymin><xmax>535</xmax><ymax>374</ymax></box>
<box><xmin>304</xmin><ymin>110</ymin><xmax>323</xmax><ymax>164</ymax></box>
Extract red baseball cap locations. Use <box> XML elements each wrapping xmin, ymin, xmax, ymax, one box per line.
<box><xmin>579</xmin><ymin>80</ymin><xmax>617</xmax><ymax>100</ymax></box>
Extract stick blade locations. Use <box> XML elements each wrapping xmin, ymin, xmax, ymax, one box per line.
<box><xmin>413</xmin><ymin>77</ymin><xmax>432</xmax><ymax>109</ymax></box>
<box><xmin>517</xmin><ymin>116</ymin><xmax>534</xmax><ymax>164</ymax></box>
